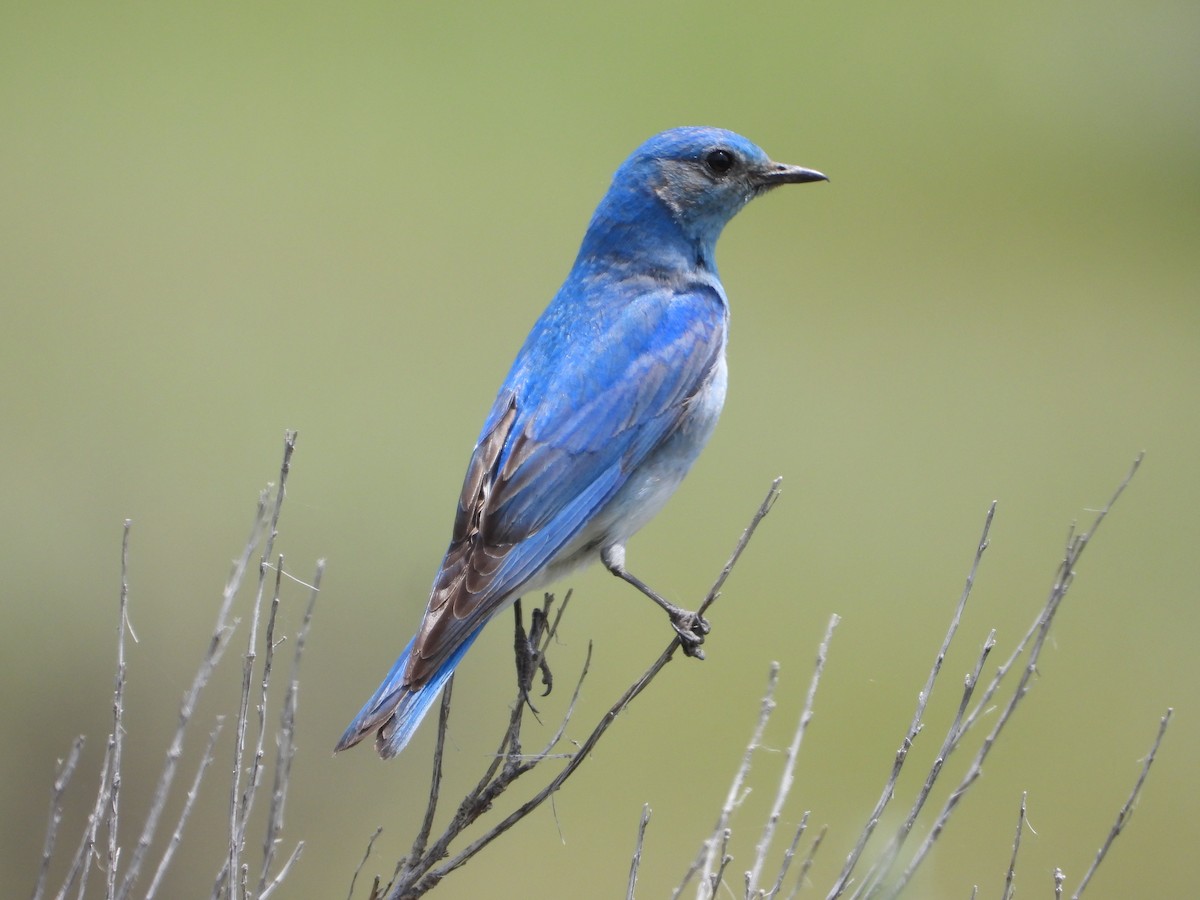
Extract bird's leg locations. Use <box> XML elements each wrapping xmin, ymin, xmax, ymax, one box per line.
<box><xmin>512</xmin><ymin>598</ymin><xmax>540</xmax><ymax>715</ymax></box>
<box><xmin>512</xmin><ymin>598</ymin><xmax>552</xmax><ymax>717</ymax></box>
<box><xmin>601</xmin><ymin>544</ymin><xmax>710</xmax><ymax>659</ymax></box>
<box><xmin>528</xmin><ymin>598</ymin><xmax>553</xmax><ymax>697</ymax></box>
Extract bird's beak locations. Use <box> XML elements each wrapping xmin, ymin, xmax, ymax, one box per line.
<box><xmin>759</xmin><ymin>162</ymin><xmax>829</xmax><ymax>185</ymax></box>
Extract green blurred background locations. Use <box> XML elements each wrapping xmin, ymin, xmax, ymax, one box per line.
<box><xmin>2</xmin><ymin>2</ymin><xmax>1196</xmax><ymax>897</ymax></box>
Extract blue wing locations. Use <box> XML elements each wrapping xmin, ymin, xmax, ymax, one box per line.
<box><xmin>406</xmin><ymin>278</ymin><xmax>728</xmax><ymax>685</ymax></box>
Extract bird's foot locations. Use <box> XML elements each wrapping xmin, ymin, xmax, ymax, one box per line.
<box><xmin>529</xmin><ymin>603</ymin><xmax>554</xmax><ymax>697</ymax></box>
<box><xmin>513</xmin><ymin>599</ymin><xmax>553</xmax><ymax>717</ymax></box>
<box><xmin>669</xmin><ymin>609</ymin><xmax>710</xmax><ymax>659</ymax></box>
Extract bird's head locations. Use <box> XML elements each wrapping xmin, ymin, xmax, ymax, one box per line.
<box><xmin>643</xmin><ymin>127</ymin><xmax>826</xmax><ymax>236</ymax></box>
<box><xmin>585</xmin><ymin>127</ymin><xmax>826</xmax><ymax>267</ymax></box>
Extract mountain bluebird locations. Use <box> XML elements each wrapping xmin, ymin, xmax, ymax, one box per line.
<box><xmin>337</xmin><ymin>126</ymin><xmax>826</xmax><ymax>758</ymax></box>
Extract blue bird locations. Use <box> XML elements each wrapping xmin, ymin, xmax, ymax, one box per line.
<box><xmin>337</xmin><ymin>127</ymin><xmax>826</xmax><ymax>758</ymax></box>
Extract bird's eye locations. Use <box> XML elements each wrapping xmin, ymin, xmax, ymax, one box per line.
<box><xmin>704</xmin><ymin>149</ymin><xmax>735</xmax><ymax>175</ymax></box>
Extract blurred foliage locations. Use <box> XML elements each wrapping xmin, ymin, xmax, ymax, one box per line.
<box><xmin>1</xmin><ymin>1</ymin><xmax>1196</xmax><ymax>897</ymax></box>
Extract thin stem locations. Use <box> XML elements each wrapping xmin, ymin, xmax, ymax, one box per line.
<box><xmin>1072</xmin><ymin>708</ymin><xmax>1173</xmax><ymax>898</ymax></box>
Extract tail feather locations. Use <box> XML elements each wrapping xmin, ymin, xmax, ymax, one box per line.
<box><xmin>335</xmin><ymin>627</ymin><xmax>483</xmax><ymax>758</ymax></box>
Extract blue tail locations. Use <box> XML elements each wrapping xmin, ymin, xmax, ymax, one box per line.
<box><xmin>336</xmin><ymin>626</ymin><xmax>484</xmax><ymax>758</ymax></box>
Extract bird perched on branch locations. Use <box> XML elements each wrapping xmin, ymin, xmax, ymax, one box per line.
<box><xmin>337</xmin><ymin>126</ymin><xmax>826</xmax><ymax>758</ymax></box>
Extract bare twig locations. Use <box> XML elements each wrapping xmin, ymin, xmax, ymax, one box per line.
<box><xmin>709</xmin><ymin>829</ymin><xmax>733</xmax><ymax>899</ymax></box>
<box><xmin>853</xmin><ymin>630</ymin><xmax>997</xmax><ymax>900</ymax></box>
<box><xmin>765</xmin><ymin>812</ymin><xmax>810</xmax><ymax>900</ymax></box>
<box><xmin>747</xmin><ymin>614</ymin><xmax>839</xmax><ymax>897</ymax></box>
<box><xmin>700</xmin><ymin>477</ymin><xmax>783</xmax><ymax>618</ymax></box>
<box><xmin>146</xmin><ymin>720</ymin><xmax>226</xmax><ymax>899</ymax></box>
<box><xmin>250</xmin><ymin>555</ymin><xmax>287</xmax><ymax>859</ymax></box>
<box><xmin>1001</xmin><ymin>792</ymin><xmax>1027</xmax><ymax>900</ymax></box>
<box><xmin>33</xmin><ymin>735</ymin><xmax>85</xmax><ymax>900</ymax></box>
<box><xmin>348</xmin><ymin>828</ymin><xmax>385</xmax><ymax>900</ymax></box>
<box><xmin>107</xmin><ymin>520</ymin><xmax>133</xmax><ymax>898</ymax></box>
<box><xmin>676</xmin><ymin>664</ymin><xmax>782</xmax><ymax>900</ymax></box>
<box><xmin>63</xmin><ymin>736</ymin><xmax>113</xmax><ymax>900</ymax></box>
<box><xmin>627</xmin><ymin>804</ymin><xmax>653</xmax><ymax>900</ymax></box>
<box><xmin>1072</xmin><ymin>708</ymin><xmax>1173</xmax><ymax>898</ymax></box>
<box><xmin>258</xmin><ymin>841</ymin><xmax>304</xmax><ymax>899</ymax></box>
<box><xmin>786</xmin><ymin>825</ymin><xmax>827</xmax><ymax>900</ymax></box>
<box><xmin>258</xmin><ymin>558</ymin><xmax>324</xmax><ymax>894</ymax></box>
<box><xmin>57</xmin><ymin>525</ymin><xmax>134</xmax><ymax>900</ymax></box>
<box><xmin>411</xmin><ymin>675</ymin><xmax>455</xmax><ymax>866</ymax></box>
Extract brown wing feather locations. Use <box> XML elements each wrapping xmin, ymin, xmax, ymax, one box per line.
<box><xmin>404</xmin><ymin>395</ymin><xmax>519</xmax><ymax>686</ymax></box>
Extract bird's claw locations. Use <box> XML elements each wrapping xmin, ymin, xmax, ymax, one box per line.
<box><xmin>513</xmin><ymin>599</ymin><xmax>553</xmax><ymax>715</ymax></box>
<box><xmin>671</xmin><ymin>610</ymin><xmax>710</xmax><ymax>659</ymax></box>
